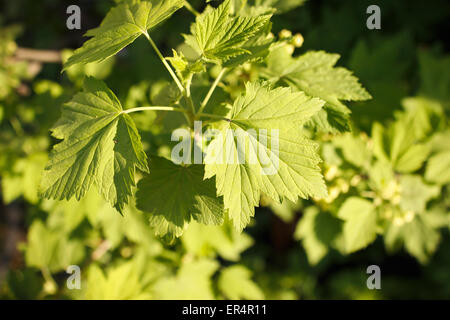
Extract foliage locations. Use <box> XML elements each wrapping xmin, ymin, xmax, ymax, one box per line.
<box><xmin>0</xmin><ymin>0</ymin><xmax>448</xmax><ymax>300</ymax></box>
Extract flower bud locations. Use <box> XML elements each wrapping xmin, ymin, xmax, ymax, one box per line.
<box><xmin>292</xmin><ymin>33</ymin><xmax>304</xmax><ymax>48</ymax></box>
<box><xmin>279</xmin><ymin>29</ymin><xmax>292</xmax><ymax>39</ymax></box>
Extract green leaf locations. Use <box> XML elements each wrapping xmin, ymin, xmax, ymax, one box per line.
<box><xmin>334</xmin><ymin>133</ymin><xmax>372</xmax><ymax>169</ymax></box>
<box><xmin>372</xmin><ymin>119</ymin><xmax>431</xmax><ymax>173</ymax></box>
<box><xmin>184</xmin><ymin>0</ymin><xmax>272</xmax><ymax>63</ymax></box>
<box><xmin>425</xmin><ymin>151</ymin><xmax>450</xmax><ymax>185</ymax></box>
<box><xmin>62</xmin><ymin>49</ymin><xmax>115</xmax><ymax>86</ymax></box>
<box><xmin>395</xmin><ymin>143</ymin><xmax>431</xmax><ymax>173</ymax></box>
<box><xmin>40</xmin><ymin>77</ymin><xmax>149</xmax><ymax>214</ymax></box>
<box><xmin>218</xmin><ymin>265</ymin><xmax>264</xmax><ymax>299</ymax></box>
<box><xmin>1</xmin><ymin>152</ymin><xmax>47</xmax><ymax>204</ymax></box>
<box><xmin>25</xmin><ymin>220</ymin><xmax>85</xmax><ymax>273</ymax></box>
<box><xmin>337</xmin><ymin>197</ymin><xmax>377</xmax><ymax>253</ymax></box>
<box><xmin>269</xmin><ymin>198</ymin><xmax>301</xmax><ymax>223</ymax></box>
<box><xmin>166</xmin><ymin>49</ymin><xmax>205</xmax><ymax>83</ymax></box>
<box><xmin>152</xmin><ymin>258</ymin><xmax>219</xmax><ymax>299</ymax></box>
<box><xmin>136</xmin><ymin>156</ymin><xmax>224</xmax><ymax>238</ymax></box>
<box><xmin>385</xmin><ymin>215</ymin><xmax>441</xmax><ymax>264</ymax></box>
<box><xmin>231</xmin><ymin>0</ymin><xmax>306</xmax><ymax>15</ymax></box>
<box><xmin>222</xmin><ymin>27</ymin><xmax>273</xmax><ymax>68</ymax></box>
<box><xmin>399</xmin><ymin>175</ymin><xmax>440</xmax><ymax>213</ymax></box>
<box><xmin>418</xmin><ymin>49</ymin><xmax>450</xmax><ymax>104</ymax></box>
<box><xmin>257</xmin><ymin>0</ymin><xmax>306</xmax><ymax>13</ymax></box>
<box><xmin>84</xmin><ymin>263</ymin><xmax>152</xmax><ymax>299</ymax></box>
<box><xmin>399</xmin><ymin>97</ymin><xmax>444</xmax><ymax>140</ymax></box>
<box><xmin>182</xmin><ymin>220</ymin><xmax>253</xmax><ymax>261</ymax></box>
<box><xmin>263</xmin><ymin>46</ymin><xmax>371</xmax><ymax>133</ymax></box>
<box><xmin>63</xmin><ymin>0</ymin><xmax>184</xmax><ymax>70</ymax></box>
<box><xmin>205</xmin><ymin>81</ymin><xmax>327</xmax><ymax>231</ymax></box>
<box><xmin>295</xmin><ymin>206</ymin><xmax>342</xmax><ymax>265</ymax></box>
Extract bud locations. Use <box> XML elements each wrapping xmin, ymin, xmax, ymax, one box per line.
<box><xmin>243</xmin><ymin>62</ymin><xmax>252</xmax><ymax>72</ymax></box>
<box><xmin>340</xmin><ymin>182</ymin><xmax>349</xmax><ymax>193</ymax></box>
<box><xmin>350</xmin><ymin>175</ymin><xmax>362</xmax><ymax>186</ymax></box>
<box><xmin>325</xmin><ymin>186</ymin><xmax>340</xmax><ymax>203</ymax></box>
<box><xmin>44</xmin><ymin>280</ymin><xmax>57</xmax><ymax>295</ymax></box>
<box><xmin>337</xmin><ymin>178</ymin><xmax>349</xmax><ymax>193</ymax></box>
<box><xmin>393</xmin><ymin>216</ymin><xmax>404</xmax><ymax>226</ymax></box>
<box><xmin>292</xmin><ymin>33</ymin><xmax>304</xmax><ymax>48</ymax></box>
<box><xmin>325</xmin><ymin>165</ymin><xmax>338</xmax><ymax>181</ymax></box>
<box><xmin>382</xmin><ymin>208</ymin><xmax>392</xmax><ymax>219</ymax></box>
<box><xmin>279</xmin><ymin>29</ymin><xmax>292</xmax><ymax>39</ymax></box>
<box><xmin>120</xmin><ymin>246</ymin><xmax>133</xmax><ymax>258</ymax></box>
<box><xmin>391</xmin><ymin>195</ymin><xmax>401</xmax><ymax>205</ymax></box>
<box><xmin>404</xmin><ymin>210</ymin><xmax>415</xmax><ymax>223</ymax></box>
<box><xmin>285</xmin><ymin>44</ymin><xmax>295</xmax><ymax>55</ymax></box>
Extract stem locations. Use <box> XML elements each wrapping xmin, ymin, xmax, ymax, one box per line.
<box><xmin>142</xmin><ymin>32</ymin><xmax>194</xmax><ymax>127</ymax></box>
<box><xmin>143</xmin><ymin>32</ymin><xmax>184</xmax><ymax>93</ymax></box>
<box><xmin>122</xmin><ymin>106</ymin><xmax>188</xmax><ymax>114</ymax></box>
<box><xmin>185</xmin><ymin>77</ymin><xmax>196</xmax><ymax>114</ymax></box>
<box><xmin>198</xmin><ymin>112</ymin><xmax>230</xmax><ymax>121</ymax></box>
<box><xmin>41</xmin><ymin>267</ymin><xmax>57</xmax><ymax>294</ymax></box>
<box><xmin>198</xmin><ymin>68</ymin><xmax>226</xmax><ymax>114</ymax></box>
<box><xmin>184</xmin><ymin>1</ymin><xmax>200</xmax><ymax>16</ymax></box>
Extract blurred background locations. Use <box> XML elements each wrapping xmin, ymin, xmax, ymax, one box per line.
<box><xmin>0</xmin><ymin>0</ymin><xmax>449</xmax><ymax>299</ymax></box>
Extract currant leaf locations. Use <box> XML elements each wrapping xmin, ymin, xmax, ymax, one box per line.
<box><xmin>63</xmin><ymin>0</ymin><xmax>184</xmax><ymax>70</ymax></box>
<box><xmin>205</xmin><ymin>81</ymin><xmax>327</xmax><ymax>231</ymax></box>
<box><xmin>39</xmin><ymin>77</ymin><xmax>148</xmax><ymax>214</ymax></box>
<box><xmin>263</xmin><ymin>46</ymin><xmax>371</xmax><ymax>133</ymax></box>
<box><xmin>184</xmin><ymin>0</ymin><xmax>272</xmax><ymax>64</ymax></box>
<box><xmin>136</xmin><ymin>156</ymin><xmax>224</xmax><ymax>238</ymax></box>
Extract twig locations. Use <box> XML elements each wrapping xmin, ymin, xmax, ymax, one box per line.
<box><xmin>14</xmin><ymin>47</ymin><xmax>61</xmax><ymax>63</ymax></box>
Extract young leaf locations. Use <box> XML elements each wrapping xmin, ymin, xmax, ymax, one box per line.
<box><xmin>263</xmin><ymin>46</ymin><xmax>371</xmax><ymax>133</ymax></box>
<box><xmin>231</xmin><ymin>0</ymin><xmax>306</xmax><ymax>15</ymax></box>
<box><xmin>385</xmin><ymin>215</ymin><xmax>441</xmax><ymax>264</ymax></box>
<box><xmin>399</xmin><ymin>97</ymin><xmax>444</xmax><ymax>140</ymax></box>
<box><xmin>166</xmin><ymin>49</ymin><xmax>205</xmax><ymax>83</ymax></box>
<box><xmin>218</xmin><ymin>265</ymin><xmax>264</xmax><ymax>300</ymax></box>
<box><xmin>295</xmin><ymin>206</ymin><xmax>342</xmax><ymax>265</ymax></box>
<box><xmin>64</xmin><ymin>0</ymin><xmax>184</xmax><ymax>70</ymax></box>
<box><xmin>25</xmin><ymin>220</ymin><xmax>85</xmax><ymax>273</ymax></box>
<box><xmin>84</xmin><ymin>263</ymin><xmax>152</xmax><ymax>299</ymax></box>
<box><xmin>184</xmin><ymin>0</ymin><xmax>272</xmax><ymax>64</ymax></box>
<box><xmin>152</xmin><ymin>259</ymin><xmax>219</xmax><ymax>299</ymax></box>
<box><xmin>205</xmin><ymin>81</ymin><xmax>327</xmax><ymax>231</ymax></box>
<box><xmin>182</xmin><ymin>221</ymin><xmax>253</xmax><ymax>261</ymax></box>
<box><xmin>337</xmin><ymin>197</ymin><xmax>377</xmax><ymax>253</ymax></box>
<box><xmin>223</xmin><ymin>30</ymin><xmax>274</xmax><ymax>68</ymax></box>
<box><xmin>334</xmin><ymin>133</ymin><xmax>372</xmax><ymax>169</ymax></box>
<box><xmin>425</xmin><ymin>151</ymin><xmax>450</xmax><ymax>185</ymax></box>
<box><xmin>40</xmin><ymin>77</ymin><xmax>149</xmax><ymax>214</ymax></box>
<box><xmin>136</xmin><ymin>156</ymin><xmax>224</xmax><ymax>238</ymax></box>
<box><xmin>372</xmin><ymin>118</ymin><xmax>431</xmax><ymax>173</ymax></box>
<box><xmin>399</xmin><ymin>175</ymin><xmax>440</xmax><ymax>213</ymax></box>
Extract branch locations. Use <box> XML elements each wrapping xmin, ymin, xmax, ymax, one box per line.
<box><xmin>14</xmin><ymin>47</ymin><xmax>61</xmax><ymax>63</ymax></box>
